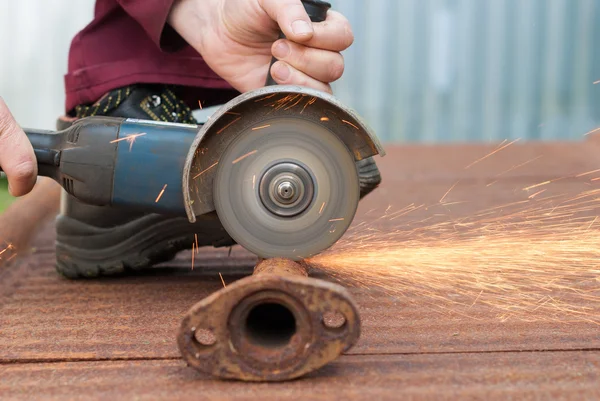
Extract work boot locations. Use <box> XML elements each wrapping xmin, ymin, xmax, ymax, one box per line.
<box><xmin>55</xmin><ymin>85</ymin><xmax>381</xmax><ymax>279</ymax></box>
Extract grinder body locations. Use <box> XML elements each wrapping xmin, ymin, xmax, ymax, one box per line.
<box><xmin>19</xmin><ymin>117</ymin><xmax>198</xmax><ymax>216</ymax></box>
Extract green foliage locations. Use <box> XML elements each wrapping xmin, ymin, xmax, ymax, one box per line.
<box><xmin>0</xmin><ymin>178</ymin><xmax>15</xmax><ymax>211</ymax></box>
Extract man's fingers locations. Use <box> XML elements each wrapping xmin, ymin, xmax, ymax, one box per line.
<box><xmin>0</xmin><ymin>97</ymin><xmax>37</xmax><ymax>197</ymax></box>
<box><xmin>307</xmin><ymin>10</ymin><xmax>354</xmax><ymax>51</ymax></box>
<box><xmin>259</xmin><ymin>2</ymin><xmax>354</xmax><ymax>51</ymax></box>
<box><xmin>270</xmin><ymin>60</ymin><xmax>332</xmax><ymax>94</ymax></box>
<box><xmin>272</xmin><ymin>39</ymin><xmax>344</xmax><ymax>83</ymax></box>
<box><xmin>260</xmin><ymin>0</ymin><xmax>314</xmax><ymax>42</ymax></box>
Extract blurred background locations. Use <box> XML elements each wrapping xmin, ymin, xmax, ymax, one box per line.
<box><xmin>1</xmin><ymin>0</ymin><xmax>600</xmax><ymax>207</ymax></box>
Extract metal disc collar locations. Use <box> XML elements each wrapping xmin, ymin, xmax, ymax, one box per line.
<box><xmin>259</xmin><ymin>162</ymin><xmax>315</xmax><ymax>217</ymax></box>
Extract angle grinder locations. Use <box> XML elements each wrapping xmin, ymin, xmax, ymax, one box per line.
<box><xmin>3</xmin><ymin>0</ymin><xmax>385</xmax><ymax>260</ymax></box>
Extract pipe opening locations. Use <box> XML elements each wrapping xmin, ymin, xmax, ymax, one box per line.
<box><xmin>245</xmin><ymin>302</ymin><xmax>296</xmax><ymax>348</ymax></box>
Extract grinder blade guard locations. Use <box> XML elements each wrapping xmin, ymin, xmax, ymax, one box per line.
<box><xmin>182</xmin><ymin>85</ymin><xmax>385</xmax><ymax>260</ymax></box>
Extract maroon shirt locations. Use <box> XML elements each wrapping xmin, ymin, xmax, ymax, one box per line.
<box><xmin>64</xmin><ymin>0</ymin><xmax>237</xmax><ymax>113</ymax></box>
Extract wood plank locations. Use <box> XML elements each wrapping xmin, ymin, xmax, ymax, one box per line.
<box><xmin>0</xmin><ymin>352</ymin><xmax>598</xmax><ymax>400</ymax></box>
<box><xmin>2</xmin><ymin>142</ymin><xmax>600</xmax><ymax>361</ymax></box>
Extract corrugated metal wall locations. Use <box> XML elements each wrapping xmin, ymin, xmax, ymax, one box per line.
<box><xmin>1</xmin><ymin>0</ymin><xmax>599</xmax><ymax>143</ymax></box>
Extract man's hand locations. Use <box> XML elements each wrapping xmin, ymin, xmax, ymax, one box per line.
<box><xmin>168</xmin><ymin>0</ymin><xmax>354</xmax><ymax>94</ymax></box>
<box><xmin>0</xmin><ymin>97</ymin><xmax>37</xmax><ymax>197</ymax></box>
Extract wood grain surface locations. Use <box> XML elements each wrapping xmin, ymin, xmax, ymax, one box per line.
<box><xmin>1</xmin><ymin>138</ymin><xmax>600</xmax><ymax>400</ymax></box>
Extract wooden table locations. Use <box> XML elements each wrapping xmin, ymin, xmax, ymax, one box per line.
<box><xmin>1</xmin><ymin>138</ymin><xmax>599</xmax><ymax>400</ymax></box>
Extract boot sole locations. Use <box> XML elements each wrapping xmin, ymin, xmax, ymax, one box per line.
<box><xmin>357</xmin><ymin>157</ymin><xmax>382</xmax><ymax>198</ymax></box>
<box><xmin>55</xmin><ymin>214</ymin><xmax>235</xmax><ymax>279</ymax></box>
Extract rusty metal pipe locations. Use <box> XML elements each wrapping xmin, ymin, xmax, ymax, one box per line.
<box><xmin>177</xmin><ymin>258</ymin><xmax>361</xmax><ymax>381</ymax></box>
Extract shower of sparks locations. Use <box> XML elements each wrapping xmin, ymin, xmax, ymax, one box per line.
<box><xmin>193</xmin><ymin>161</ymin><xmax>218</xmax><ymax>179</ymax></box>
<box><xmin>110</xmin><ymin>132</ymin><xmax>147</xmax><ymax>151</ymax></box>
<box><xmin>464</xmin><ymin>138</ymin><xmax>521</xmax><ymax>169</ymax></box>
<box><xmin>219</xmin><ymin>272</ymin><xmax>227</xmax><ymax>288</ymax></box>
<box><xmin>232</xmin><ymin>150</ymin><xmax>257</xmax><ymax>164</ymax></box>
<box><xmin>306</xmin><ymin>184</ymin><xmax>600</xmax><ymax>325</ymax></box>
<box><xmin>341</xmin><ymin>120</ymin><xmax>359</xmax><ymax>130</ymax></box>
<box><xmin>155</xmin><ymin>184</ymin><xmax>167</xmax><ymax>203</ymax></box>
<box><xmin>252</xmin><ymin>124</ymin><xmax>271</xmax><ymax>131</ymax></box>
<box><xmin>217</xmin><ymin>117</ymin><xmax>242</xmax><ymax>135</ymax></box>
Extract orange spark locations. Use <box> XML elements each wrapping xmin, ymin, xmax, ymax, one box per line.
<box><xmin>301</xmin><ymin>97</ymin><xmax>317</xmax><ymax>114</ymax></box>
<box><xmin>341</xmin><ymin>120</ymin><xmax>359</xmax><ymax>130</ymax></box>
<box><xmin>440</xmin><ymin>180</ymin><xmax>460</xmax><ymax>203</ymax></box>
<box><xmin>219</xmin><ymin>272</ymin><xmax>227</xmax><ymax>288</ymax></box>
<box><xmin>320</xmin><ymin>117</ymin><xmax>330</xmax><ymax>122</ymax></box>
<box><xmin>193</xmin><ymin>161</ymin><xmax>218</xmax><ymax>179</ymax></box>
<box><xmin>198</xmin><ymin>100</ymin><xmax>203</xmax><ymax>110</ymax></box>
<box><xmin>225</xmin><ymin>111</ymin><xmax>241</xmax><ymax>115</ymax></box>
<box><xmin>110</xmin><ymin>132</ymin><xmax>147</xmax><ymax>152</ymax></box>
<box><xmin>252</xmin><ymin>124</ymin><xmax>270</xmax><ymax>131</ymax></box>
<box><xmin>155</xmin><ymin>184</ymin><xmax>167</xmax><ymax>203</ymax></box>
<box><xmin>319</xmin><ymin>202</ymin><xmax>326</xmax><ymax>214</ymax></box>
<box><xmin>594</xmin><ymin>80</ymin><xmax>600</xmax><ymax>85</ymax></box>
<box><xmin>464</xmin><ymin>138</ymin><xmax>521</xmax><ymax>169</ymax></box>
<box><xmin>328</xmin><ymin>218</ymin><xmax>344</xmax><ymax>222</ymax></box>
<box><xmin>494</xmin><ymin>156</ymin><xmax>543</xmax><ymax>178</ymax></box>
<box><xmin>252</xmin><ymin>174</ymin><xmax>256</xmax><ymax>190</ymax></box>
<box><xmin>575</xmin><ymin>169</ymin><xmax>600</xmax><ymax>177</ymax></box>
<box><xmin>528</xmin><ymin>189</ymin><xmax>546</xmax><ymax>199</ymax></box>
<box><xmin>232</xmin><ymin>150</ymin><xmax>257</xmax><ymax>164</ymax></box>
<box><xmin>191</xmin><ymin>242</ymin><xmax>195</xmax><ymax>270</ymax></box>
<box><xmin>194</xmin><ymin>233</ymin><xmax>199</xmax><ymax>253</ymax></box>
<box><xmin>284</xmin><ymin>95</ymin><xmax>304</xmax><ymax>111</ymax></box>
<box><xmin>522</xmin><ymin>176</ymin><xmax>568</xmax><ymax>191</ymax></box>
<box><xmin>217</xmin><ymin>117</ymin><xmax>241</xmax><ymax>135</ymax></box>
<box><xmin>584</xmin><ymin>127</ymin><xmax>600</xmax><ymax>136</ymax></box>
<box><xmin>254</xmin><ymin>93</ymin><xmax>277</xmax><ymax>102</ymax></box>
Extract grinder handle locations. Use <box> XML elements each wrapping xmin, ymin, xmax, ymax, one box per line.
<box><xmin>0</xmin><ymin>128</ymin><xmax>62</xmax><ymax>179</ymax></box>
<box><xmin>264</xmin><ymin>0</ymin><xmax>332</xmax><ymax>86</ymax></box>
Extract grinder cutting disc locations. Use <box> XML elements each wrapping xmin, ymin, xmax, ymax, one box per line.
<box><xmin>213</xmin><ymin>116</ymin><xmax>360</xmax><ymax>260</ymax></box>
